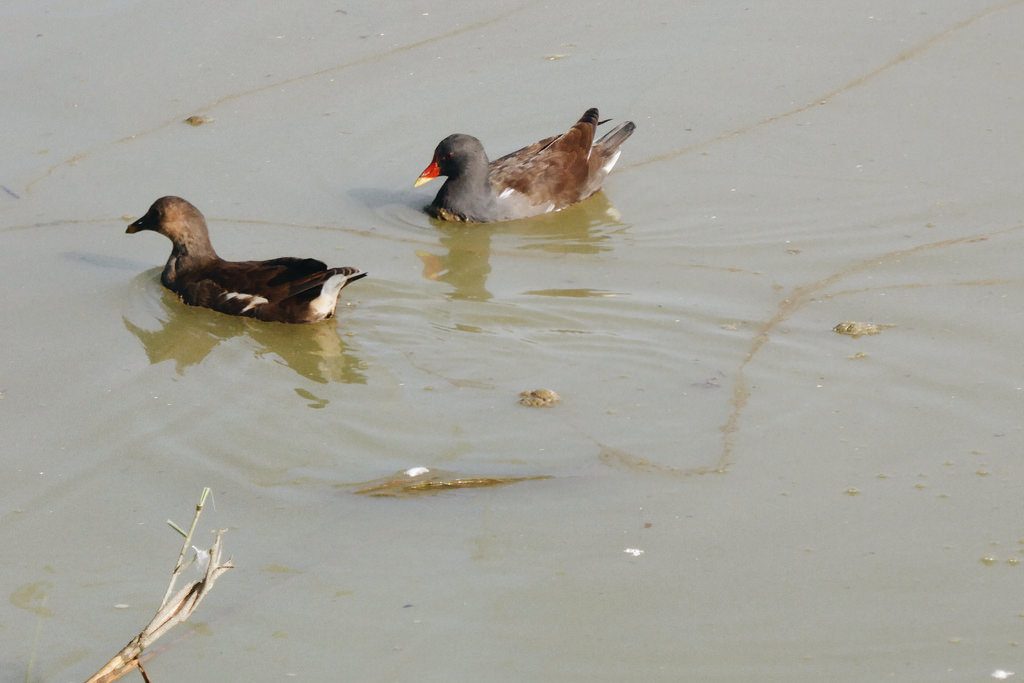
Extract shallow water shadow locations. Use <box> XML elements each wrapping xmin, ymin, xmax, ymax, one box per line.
<box><xmin>124</xmin><ymin>284</ymin><xmax>367</xmax><ymax>384</ymax></box>
<box><xmin>61</xmin><ymin>250</ymin><xmax>147</xmax><ymax>272</ymax></box>
<box><xmin>347</xmin><ymin>186</ymin><xmax>424</xmax><ymax>212</ymax></box>
<box><xmin>416</xmin><ymin>192</ymin><xmax>626</xmax><ymax>301</ymax></box>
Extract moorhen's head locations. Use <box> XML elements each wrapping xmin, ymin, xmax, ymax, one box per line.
<box><xmin>414</xmin><ymin>134</ymin><xmax>488</xmax><ymax>187</ymax></box>
<box><xmin>126</xmin><ymin>196</ymin><xmax>208</xmax><ymax>244</ymax></box>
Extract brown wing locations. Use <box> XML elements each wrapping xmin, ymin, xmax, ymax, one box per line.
<box><xmin>208</xmin><ymin>258</ymin><xmax>336</xmax><ymax>299</ymax></box>
<box><xmin>175</xmin><ymin>277</ymin><xmax>262</xmax><ymax>317</ymax></box>
<box><xmin>487</xmin><ymin>108</ymin><xmax>600</xmax><ymax>208</ymax></box>
<box><xmin>172</xmin><ymin>258</ymin><xmax>340</xmax><ymax>318</ymax></box>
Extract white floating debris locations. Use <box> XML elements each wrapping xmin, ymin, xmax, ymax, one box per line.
<box><xmin>992</xmin><ymin>671</ymin><xmax>1015</xmax><ymax>680</ymax></box>
<box><xmin>114</xmin><ymin>603</ymin><xmax>130</xmax><ymax>609</ymax></box>
<box><xmin>624</xmin><ymin>548</ymin><xmax>645</xmax><ymax>557</ymax></box>
<box><xmin>405</xmin><ymin>466</ymin><xmax>431</xmax><ymax>477</ymax></box>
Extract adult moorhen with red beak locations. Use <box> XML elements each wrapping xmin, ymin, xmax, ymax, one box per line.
<box><xmin>414</xmin><ymin>107</ymin><xmax>635</xmax><ymax>223</ymax></box>
<box><xmin>126</xmin><ymin>196</ymin><xmax>366</xmax><ymax>324</ymax></box>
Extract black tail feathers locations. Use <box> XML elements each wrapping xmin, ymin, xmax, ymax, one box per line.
<box><xmin>596</xmin><ymin>120</ymin><xmax>636</xmax><ymax>151</ymax></box>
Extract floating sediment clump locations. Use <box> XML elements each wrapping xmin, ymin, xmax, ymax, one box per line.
<box><xmin>354</xmin><ymin>467</ymin><xmax>549</xmax><ymax>497</ymax></box>
<box><xmin>833</xmin><ymin>321</ymin><xmax>893</xmax><ymax>338</ymax></box>
<box><xmin>518</xmin><ymin>388</ymin><xmax>560</xmax><ymax>407</ymax></box>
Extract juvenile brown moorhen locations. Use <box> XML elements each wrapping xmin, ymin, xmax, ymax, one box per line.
<box><xmin>126</xmin><ymin>196</ymin><xmax>366</xmax><ymax>323</ymax></box>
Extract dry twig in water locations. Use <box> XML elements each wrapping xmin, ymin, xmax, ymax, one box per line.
<box><xmin>84</xmin><ymin>487</ymin><xmax>234</xmax><ymax>683</ymax></box>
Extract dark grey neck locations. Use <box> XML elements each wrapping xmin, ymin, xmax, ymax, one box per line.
<box><xmin>432</xmin><ymin>162</ymin><xmax>497</xmax><ymax>222</ymax></box>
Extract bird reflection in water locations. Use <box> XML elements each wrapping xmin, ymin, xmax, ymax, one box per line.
<box><xmin>416</xmin><ymin>192</ymin><xmax>625</xmax><ymax>301</ymax></box>
<box><xmin>123</xmin><ymin>282</ymin><xmax>366</xmax><ymax>385</ymax></box>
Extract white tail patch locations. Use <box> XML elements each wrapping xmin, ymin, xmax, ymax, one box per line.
<box><xmin>223</xmin><ymin>291</ymin><xmax>269</xmax><ymax>312</ymax></box>
<box><xmin>602</xmin><ymin>149</ymin><xmax>622</xmax><ymax>174</ymax></box>
<box><xmin>308</xmin><ymin>272</ymin><xmax>362</xmax><ymax>319</ymax></box>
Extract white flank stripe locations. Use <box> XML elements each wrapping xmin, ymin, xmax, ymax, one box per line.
<box><xmin>241</xmin><ymin>296</ymin><xmax>268</xmax><ymax>312</ymax></box>
<box><xmin>223</xmin><ymin>291</ymin><xmax>268</xmax><ymax>312</ymax></box>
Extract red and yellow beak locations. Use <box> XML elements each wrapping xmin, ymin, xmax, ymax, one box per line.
<box><xmin>414</xmin><ymin>157</ymin><xmax>441</xmax><ymax>188</ymax></box>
